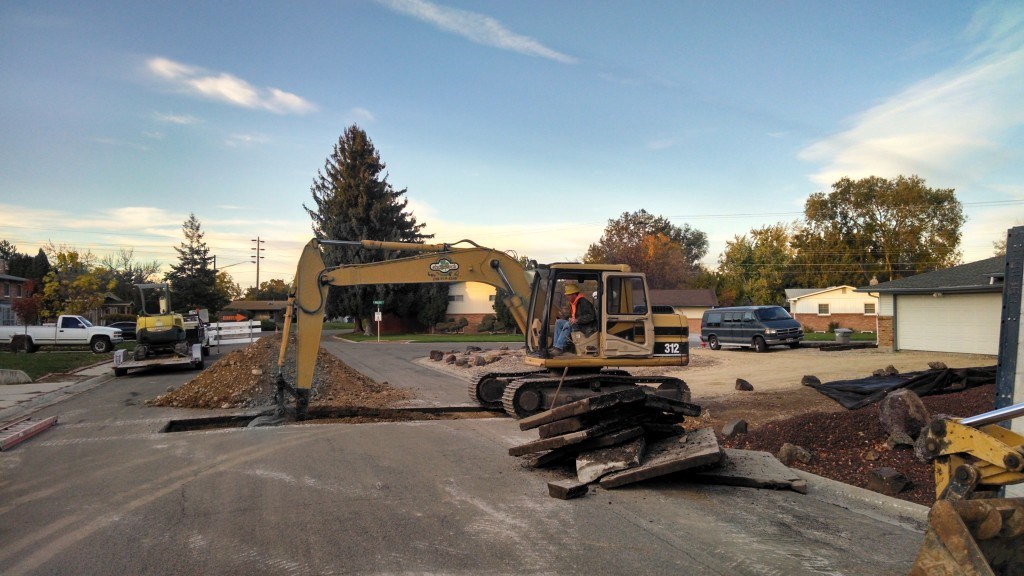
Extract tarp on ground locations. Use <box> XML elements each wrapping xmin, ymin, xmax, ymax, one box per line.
<box><xmin>807</xmin><ymin>366</ymin><xmax>997</xmax><ymax>410</ymax></box>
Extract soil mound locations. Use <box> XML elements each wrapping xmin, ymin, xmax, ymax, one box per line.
<box><xmin>148</xmin><ymin>335</ymin><xmax>413</xmax><ymax>410</ymax></box>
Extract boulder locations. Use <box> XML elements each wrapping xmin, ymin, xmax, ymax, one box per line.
<box><xmin>878</xmin><ymin>389</ymin><xmax>930</xmax><ymax>439</ymax></box>
<box><xmin>445</xmin><ymin>354</ymin><xmax>456</xmax><ymax>364</ymax></box>
<box><xmin>866</xmin><ymin>467</ymin><xmax>911</xmax><ymax>496</ymax></box>
<box><xmin>735</xmin><ymin>379</ymin><xmax>754</xmax><ymax>391</ymax></box>
<box><xmin>429</xmin><ymin>350</ymin><xmax>444</xmax><ymax>361</ymax></box>
<box><xmin>777</xmin><ymin>443</ymin><xmax>812</xmax><ymax>465</ymax></box>
<box><xmin>800</xmin><ymin>375</ymin><xmax>821</xmax><ymax>387</ymax></box>
<box><xmin>721</xmin><ymin>419</ymin><xmax>748</xmax><ymax>439</ymax></box>
<box><xmin>928</xmin><ymin>361</ymin><xmax>948</xmax><ymax>370</ymax></box>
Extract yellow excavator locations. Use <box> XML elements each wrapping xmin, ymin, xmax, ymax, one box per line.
<box><xmin>275</xmin><ymin>238</ymin><xmax>692</xmax><ymax>419</ymax></box>
<box><xmin>911</xmin><ymin>402</ymin><xmax>1024</xmax><ymax>575</ymax></box>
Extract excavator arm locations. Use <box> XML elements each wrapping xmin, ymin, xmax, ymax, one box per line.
<box><xmin>276</xmin><ymin>238</ymin><xmax>534</xmax><ymax>417</ymax></box>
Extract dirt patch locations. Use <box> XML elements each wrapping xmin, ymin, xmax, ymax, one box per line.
<box><xmin>147</xmin><ymin>335</ymin><xmax>413</xmax><ymax>410</ymax></box>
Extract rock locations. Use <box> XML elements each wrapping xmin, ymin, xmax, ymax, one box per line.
<box><xmin>221</xmin><ymin>403</ymin><xmax>232</xmax><ymax>409</ymax></box>
<box><xmin>777</xmin><ymin>443</ymin><xmax>812</xmax><ymax>465</ymax></box>
<box><xmin>721</xmin><ymin>419</ymin><xmax>748</xmax><ymax>438</ymax></box>
<box><xmin>866</xmin><ymin>467</ymin><xmax>911</xmax><ymax>496</ymax></box>
<box><xmin>878</xmin><ymin>389</ymin><xmax>930</xmax><ymax>439</ymax></box>
<box><xmin>166</xmin><ymin>385</ymin><xmax>177</xmax><ymax>393</ymax></box>
<box><xmin>429</xmin><ymin>350</ymin><xmax>444</xmax><ymax>361</ymax></box>
<box><xmin>886</xmin><ymin>431</ymin><xmax>916</xmax><ymax>449</ymax></box>
<box><xmin>928</xmin><ymin>361</ymin><xmax>948</xmax><ymax>370</ymax></box>
<box><xmin>472</xmin><ymin>355</ymin><xmax>487</xmax><ymax>367</ymax></box>
<box><xmin>251</xmin><ymin>368</ymin><xmax>262</xmax><ymax>376</ymax></box>
<box><xmin>800</xmin><ymin>375</ymin><xmax>821</xmax><ymax>387</ymax></box>
<box><xmin>884</xmin><ymin>365</ymin><xmax>899</xmax><ymax>376</ymax></box>
<box><xmin>872</xmin><ymin>369</ymin><xmax>886</xmax><ymax>377</ymax></box>
<box><xmin>499</xmin><ymin>345</ymin><xmax>509</xmax><ymax>351</ymax></box>
<box><xmin>455</xmin><ymin>357</ymin><xmax>469</xmax><ymax>367</ymax></box>
<box><xmin>865</xmin><ymin>450</ymin><xmax>881</xmax><ymax>461</ymax></box>
<box><xmin>445</xmin><ymin>354</ymin><xmax>456</xmax><ymax>364</ymax></box>
<box><xmin>735</xmin><ymin>379</ymin><xmax>754</xmax><ymax>391</ymax></box>
<box><xmin>466</xmin><ymin>345</ymin><xmax>483</xmax><ymax>353</ymax></box>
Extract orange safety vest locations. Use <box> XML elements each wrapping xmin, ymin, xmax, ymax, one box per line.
<box><xmin>569</xmin><ymin>293</ymin><xmax>584</xmax><ymax>321</ymax></box>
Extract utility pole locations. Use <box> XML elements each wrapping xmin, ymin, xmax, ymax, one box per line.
<box><xmin>251</xmin><ymin>237</ymin><xmax>266</xmax><ymax>288</ymax></box>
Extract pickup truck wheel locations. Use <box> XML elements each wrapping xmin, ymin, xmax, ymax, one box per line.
<box><xmin>708</xmin><ymin>335</ymin><xmax>721</xmax><ymax>350</ymax></box>
<box><xmin>90</xmin><ymin>337</ymin><xmax>112</xmax><ymax>354</ymax></box>
<box><xmin>753</xmin><ymin>336</ymin><xmax>768</xmax><ymax>353</ymax></box>
<box><xmin>114</xmin><ymin>368</ymin><xmax>128</xmax><ymax>377</ymax></box>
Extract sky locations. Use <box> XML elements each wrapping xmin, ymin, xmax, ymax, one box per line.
<box><xmin>2</xmin><ymin>0</ymin><xmax>1022</xmax><ymax>290</ymax></box>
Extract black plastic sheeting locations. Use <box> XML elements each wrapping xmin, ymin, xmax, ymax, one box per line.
<box><xmin>807</xmin><ymin>366</ymin><xmax>998</xmax><ymax>410</ymax></box>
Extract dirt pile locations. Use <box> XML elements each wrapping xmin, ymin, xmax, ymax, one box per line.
<box><xmin>148</xmin><ymin>335</ymin><xmax>413</xmax><ymax>410</ymax></box>
<box><xmin>723</xmin><ymin>384</ymin><xmax>996</xmax><ymax>506</ymax></box>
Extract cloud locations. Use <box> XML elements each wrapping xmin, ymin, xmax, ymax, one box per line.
<box><xmin>225</xmin><ymin>133</ymin><xmax>271</xmax><ymax>147</ymax></box>
<box><xmin>351</xmin><ymin>107</ymin><xmax>376</xmax><ymax>123</ymax></box>
<box><xmin>146</xmin><ymin>57</ymin><xmax>317</xmax><ymax>115</ymax></box>
<box><xmin>799</xmin><ymin>5</ymin><xmax>1024</xmax><ymax>187</ymax></box>
<box><xmin>154</xmin><ymin>112</ymin><xmax>198</xmax><ymax>125</ymax></box>
<box><xmin>376</xmin><ymin>0</ymin><xmax>577</xmax><ymax>64</ymax></box>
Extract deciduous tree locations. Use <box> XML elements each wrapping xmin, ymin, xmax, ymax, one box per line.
<box><xmin>243</xmin><ymin>278</ymin><xmax>291</xmax><ymax>301</ymax></box>
<box><xmin>97</xmin><ymin>249</ymin><xmax>161</xmax><ymax>303</ymax></box>
<box><xmin>304</xmin><ymin>125</ymin><xmax>433</xmax><ymax>334</ymax></box>
<box><xmin>584</xmin><ymin>209</ymin><xmax>708</xmax><ymax>289</ymax></box>
<box><xmin>39</xmin><ymin>246</ymin><xmax>111</xmax><ymax>318</ymax></box>
<box><xmin>717</xmin><ymin>224</ymin><xmax>795</xmax><ymax>306</ymax></box>
<box><xmin>792</xmin><ymin>175</ymin><xmax>963</xmax><ymax>285</ymax></box>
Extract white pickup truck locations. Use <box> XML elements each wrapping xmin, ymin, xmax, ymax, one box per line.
<box><xmin>0</xmin><ymin>315</ymin><xmax>124</xmax><ymax>353</ymax></box>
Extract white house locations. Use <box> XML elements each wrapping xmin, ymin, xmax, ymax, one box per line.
<box><xmin>786</xmin><ymin>286</ymin><xmax>879</xmax><ymax>333</ymax></box>
<box><xmin>445</xmin><ymin>282</ymin><xmax>498</xmax><ymax>332</ymax></box>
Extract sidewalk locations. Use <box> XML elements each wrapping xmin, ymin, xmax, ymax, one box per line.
<box><xmin>0</xmin><ymin>361</ymin><xmax>113</xmax><ymax>423</ymax></box>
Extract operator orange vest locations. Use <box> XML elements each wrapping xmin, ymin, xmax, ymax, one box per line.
<box><xmin>569</xmin><ymin>293</ymin><xmax>584</xmax><ymax>321</ymax></box>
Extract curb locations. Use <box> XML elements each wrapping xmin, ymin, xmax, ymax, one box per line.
<box><xmin>793</xmin><ymin>468</ymin><xmax>929</xmax><ymax>532</ymax></box>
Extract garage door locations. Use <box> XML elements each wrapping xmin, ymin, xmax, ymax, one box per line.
<box><xmin>896</xmin><ymin>293</ymin><xmax>1002</xmax><ymax>355</ymax></box>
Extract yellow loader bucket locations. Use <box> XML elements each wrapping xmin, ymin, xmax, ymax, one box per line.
<box><xmin>910</xmin><ymin>498</ymin><xmax>1024</xmax><ymax>576</ymax></box>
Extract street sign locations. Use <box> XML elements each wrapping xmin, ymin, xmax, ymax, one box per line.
<box><xmin>373</xmin><ymin>300</ymin><xmax>384</xmax><ymax>305</ymax></box>
<box><xmin>374</xmin><ymin>311</ymin><xmax>382</xmax><ymax>322</ymax></box>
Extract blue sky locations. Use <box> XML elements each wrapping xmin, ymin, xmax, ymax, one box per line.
<box><xmin>2</xmin><ymin>1</ymin><xmax>1022</xmax><ymax>289</ymax></box>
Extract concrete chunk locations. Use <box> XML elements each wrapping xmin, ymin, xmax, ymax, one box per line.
<box><xmin>867</xmin><ymin>467</ymin><xmax>911</xmax><ymax>496</ymax></box>
<box><xmin>721</xmin><ymin>419</ymin><xmax>747</xmax><ymax>438</ymax></box>
<box><xmin>510</xmin><ymin>413</ymin><xmax>652</xmax><ymax>456</ymax></box>
<box><xmin>548</xmin><ymin>478</ymin><xmax>589</xmax><ymax>499</ymax></box>
<box><xmin>577</xmin><ymin>436</ymin><xmax>646</xmax><ymax>483</ymax></box>
<box><xmin>600</xmin><ymin>428</ymin><xmax>723</xmax><ymax>489</ymax></box>
<box><xmin>518</xmin><ymin>388</ymin><xmax>647</xmax><ymax>430</ymax></box>
<box><xmin>692</xmin><ymin>449</ymin><xmax>807</xmax><ymax>493</ymax></box>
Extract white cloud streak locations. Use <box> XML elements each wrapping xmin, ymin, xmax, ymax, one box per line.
<box><xmin>376</xmin><ymin>0</ymin><xmax>577</xmax><ymax>64</ymax></box>
<box><xmin>799</xmin><ymin>5</ymin><xmax>1024</xmax><ymax>188</ymax></box>
<box><xmin>146</xmin><ymin>57</ymin><xmax>317</xmax><ymax>115</ymax></box>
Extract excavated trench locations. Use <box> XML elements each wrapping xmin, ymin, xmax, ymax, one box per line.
<box><xmin>161</xmin><ymin>406</ymin><xmax>504</xmax><ymax>433</ymax></box>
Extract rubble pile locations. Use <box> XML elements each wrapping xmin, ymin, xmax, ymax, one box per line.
<box><xmin>148</xmin><ymin>335</ymin><xmax>413</xmax><ymax>410</ymax></box>
<box><xmin>510</xmin><ymin>388</ymin><xmax>805</xmax><ymax>498</ymax></box>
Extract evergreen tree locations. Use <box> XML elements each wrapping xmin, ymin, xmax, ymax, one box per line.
<box><xmin>304</xmin><ymin>125</ymin><xmax>432</xmax><ymax>334</ymax></box>
<box><xmin>164</xmin><ymin>213</ymin><xmax>227</xmax><ymax>315</ymax></box>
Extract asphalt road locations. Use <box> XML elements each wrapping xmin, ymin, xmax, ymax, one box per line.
<box><xmin>0</xmin><ymin>338</ymin><xmax>929</xmax><ymax>575</ymax></box>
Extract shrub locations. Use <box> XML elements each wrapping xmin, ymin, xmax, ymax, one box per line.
<box><xmin>478</xmin><ymin>315</ymin><xmax>496</xmax><ymax>332</ymax></box>
<box><xmin>827</xmin><ymin>321</ymin><xmax>840</xmax><ymax>333</ymax></box>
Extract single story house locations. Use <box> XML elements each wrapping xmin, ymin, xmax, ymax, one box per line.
<box><xmin>855</xmin><ymin>256</ymin><xmax>1004</xmax><ymax>355</ymax></box>
<box><xmin>650</xmin><ymin>289</ymin><xmax>718</xmax><ymax>335</ymax></box>
<box><xmin>786</xmin><ymin>286</ymin><xmax>879</xmax><ymax>333</ymax></box>
<box><xmin>445</xmin><ymin>282</ymin><xmax>498</xmax><ymax>333</ymax></box>
<box><xmin>224</xmin><ymin>300</ymin><xmax>289</xmax><ymax>325</ymax></box>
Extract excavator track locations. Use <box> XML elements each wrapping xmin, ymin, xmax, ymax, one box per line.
<box><xmin>470</xmin><ymin>369</ymin><xmax>548</xmax><ymax>410</ymax></box>
<box><xmin>500</xmin><ymin>373</ymin><xmax>690</xmax><ymax>419</ymax></box>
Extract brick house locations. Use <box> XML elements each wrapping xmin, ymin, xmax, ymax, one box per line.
<box><xmin>445</xmin><ymin>282</ymin><xmax>498</xmax><ymax>334</ymax></box>
<box><xmin>786</xmin><ymin>286</ymin><xmax>879</xmax><ymax>333</ymax></box>
<box><xmin>650</xmin><ymin>289</ymin><xmax>719</xmax><ymax>336</ymax></box>
<box><xmin>0</xmin><ymin>259</ymin><xmax>28</xmax><ymax>326</ymax></box>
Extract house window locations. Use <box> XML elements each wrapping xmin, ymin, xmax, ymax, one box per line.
<box><xmin>447</xmin><ymin>295</ymin><xmax>464</xmax><ymax>302</ymax></box>
<box><xmin>15</xmin><ymin>284</ymin><xmax>22</xmax><ymax>298</ymax></box>
<box><xmin>817</xmin><ymin>303</ymin><xmax>830</xmax><ymax>316</ymax></box>
<box><xmin>864</xmin><ymin>302</ymin><xmax>876</xmax><ymax>315</ymax></box>
<box><xmin>489</xmin><ymin>295</ymin><xmax>495</xmax><ymax>302</ymax></box>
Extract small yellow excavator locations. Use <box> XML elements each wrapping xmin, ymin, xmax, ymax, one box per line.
<box><xmin>911</xmin><ymin>402</ymin><xmax>1024</xmax><ymax>575</ymax></box>
<box><xmin>275</xmin><ymin>238</ymin><xmax>693</xmax><ymax>419</ymax></box>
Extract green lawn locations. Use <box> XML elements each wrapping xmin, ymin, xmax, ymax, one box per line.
<box><xmin>802</xmin><ymin>332</ymin><xmax>877</xmax><ymax>342</ymax></box>
<box><xmin>0</xmin><ymin>341</ymin><xmax>138</xmax><ymax>380</ymax></box>
<box><xmin>339</xmin><ymin>332</ymin><xmax>523</xmax><ymax>343</ymax></box>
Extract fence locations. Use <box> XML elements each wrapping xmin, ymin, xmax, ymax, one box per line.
<box><xmin>206</xmin><ymin>320</ymin><xmax>262</xmax><ymax>346</ymax></box>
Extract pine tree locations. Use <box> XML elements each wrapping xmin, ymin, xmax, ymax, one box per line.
<box><xmin>164</xmin><ymin>213</ymin><xmax>227</xmax><ymax>315</ymax></box>
<box><xmin>304</xmin><ymin>125</ymin><xmax>433</xmax><ymax>333</ymax></box>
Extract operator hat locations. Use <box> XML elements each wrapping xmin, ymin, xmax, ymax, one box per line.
<box><xmin>564</xmin><ymin>283</ymin><xmax>580</xmax><ymax>295</ymax></box>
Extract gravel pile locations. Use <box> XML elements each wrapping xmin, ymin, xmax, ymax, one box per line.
<box><xmin>147</xmin><ymin>335</ymin><xmax>413</xmax><ymax>410</ymax></box>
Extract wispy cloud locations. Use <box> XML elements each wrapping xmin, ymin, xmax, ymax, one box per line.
<box><xmin>376</xmin><ymin>0</ymin><xmax>577</xmax><ymax>64</ymax></box>
<box><xmin>154</xmin><ymin>112</ymin><xmax>198</xmax><ymax>125</ymax></box>
<box><xmin>799</xmin><ymin>4</ymin><xmax>1024</xmax><ymax>187</ymax></box>
<box><xmin>225</xmin><ymin>133</ymin><xmax>271</xmax><ymax>147</ymax></box>
<box><xmin>351</xmin><ymin>107</ymin><xmax>376</xmax><ymax>123</ymax></box>
<box><xmin>146</xmin><ymin>57</ymin><xmax>317</xmax><ymax>115</ymax></box>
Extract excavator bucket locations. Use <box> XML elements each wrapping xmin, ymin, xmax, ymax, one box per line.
<box><xmin>910</xmin><ymin>498</ymin><xmax>1024</xmax><ymax>576</ymax></box>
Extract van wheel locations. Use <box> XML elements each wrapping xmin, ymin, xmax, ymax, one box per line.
<box><xmin>708</xmin><ymin>335</ymin><xmax>721</xmax><ymax>350</ymax></box>
<box><xmin>753</xmin><ymin>336</ymin><xmax>768</xmax><ymax>353</ymax></box>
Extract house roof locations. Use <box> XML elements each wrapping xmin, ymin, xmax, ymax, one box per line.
<box><xmin>856</xmin><ymin>256</ymin><xmax>1005</xmax><ymax>295</ymax></box>
<box><xmin>226</xmin><ymin>300</ymin><xmax>289</xmax><ymax>311</ymax></box>
<box><xmin>786</xmin><ymin>285</ymin><xmax>869</xmax><ymax>301</ymax></box>
<box><xmin>650</xmin><ymin>289</ymin><xmax>718</xmax><ymax>308</ymax></box>
<box><xmin>0</xmin><ymin>274</ymin><xmax>27</xmax><ymax>282</ymax></box>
